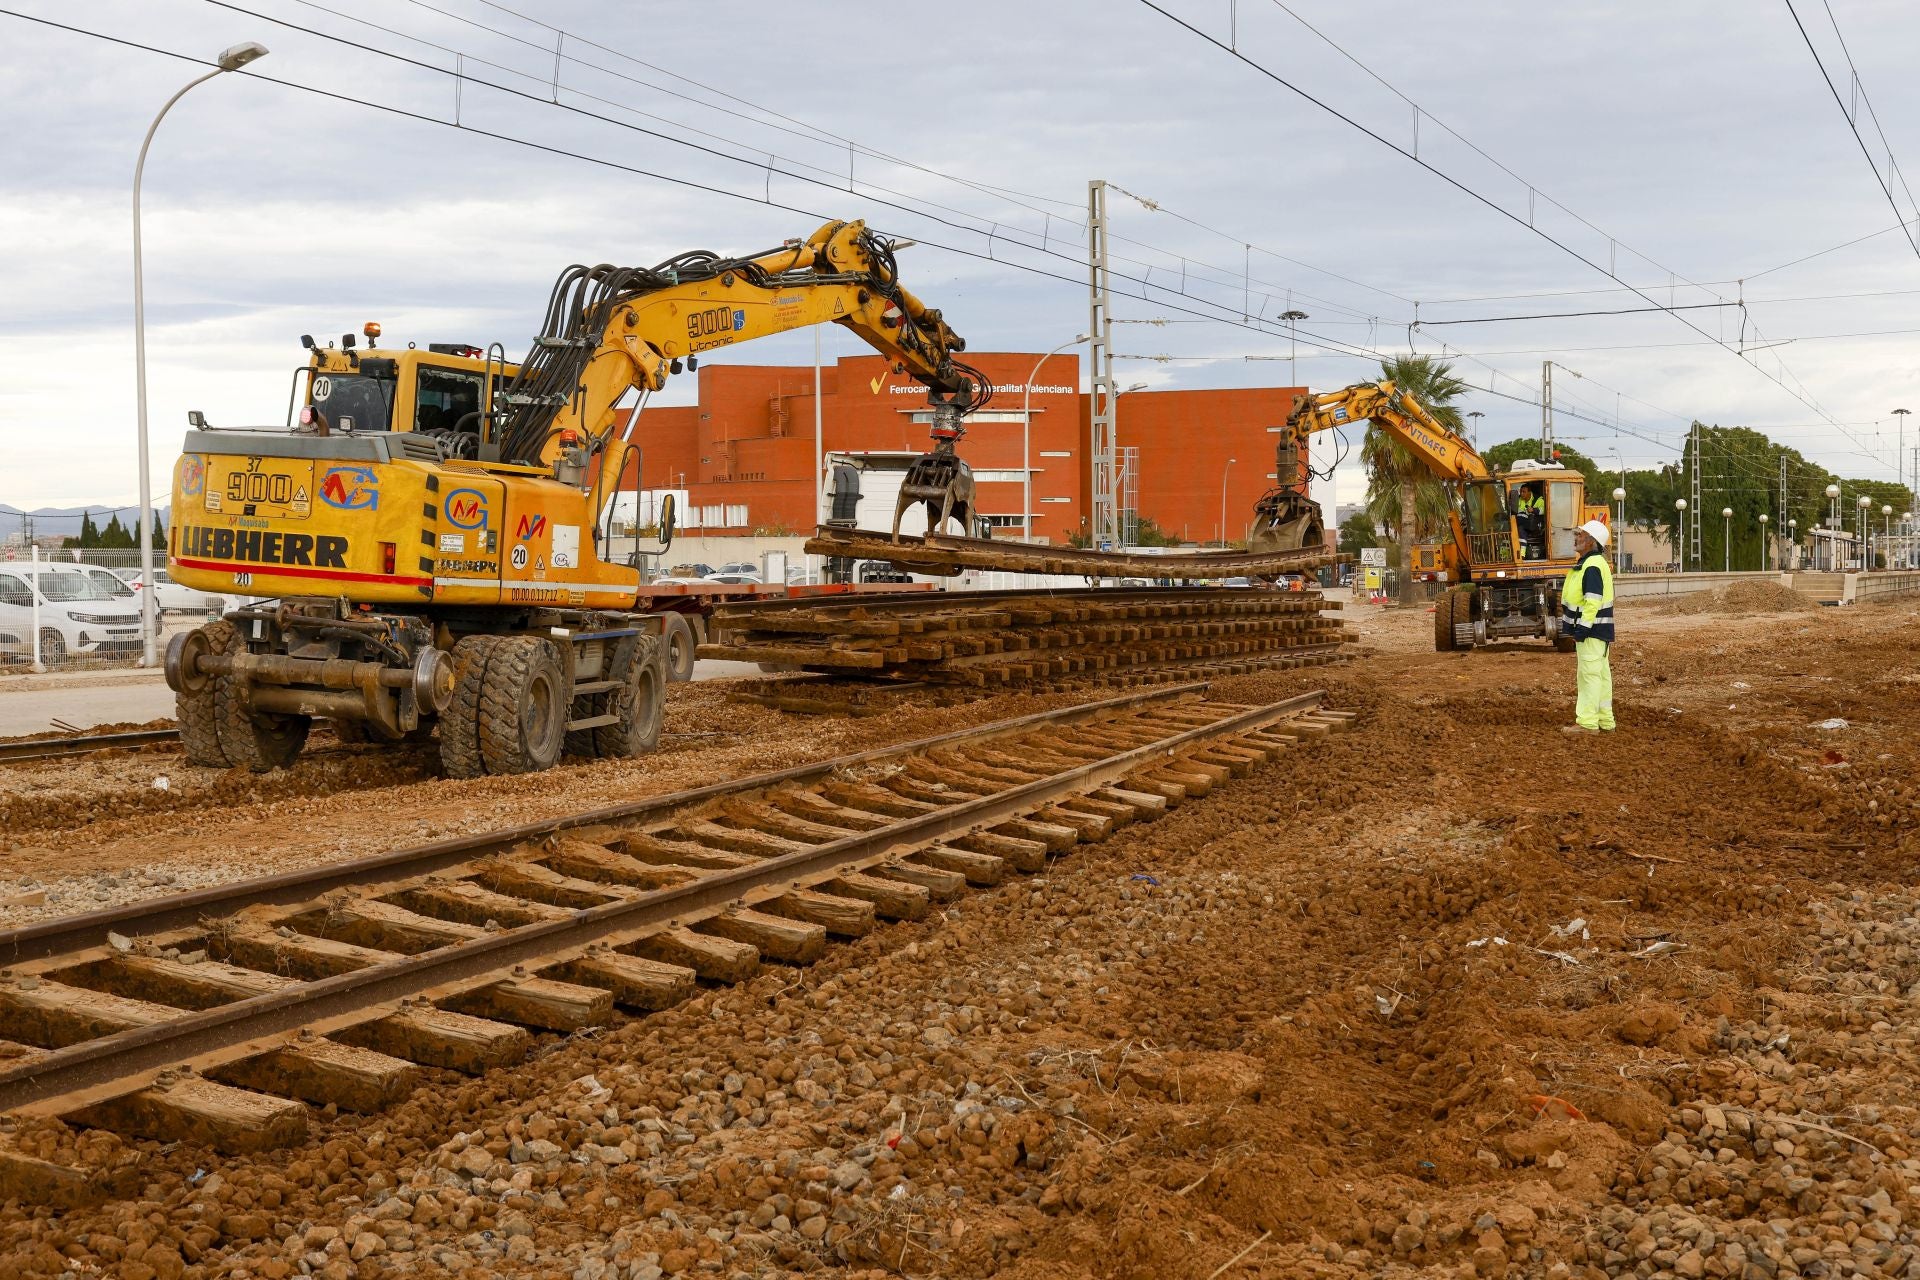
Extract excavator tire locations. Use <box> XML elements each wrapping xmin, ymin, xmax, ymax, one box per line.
<box><xmin>177</xmin><ymin>619</ymin><xmax>241</xmax><ymax>767</ymax></box>
<box><xmin>206</xmin><ymin>621</ymin><xmax>310</xmax><ymax>772</ymax></box>
<box><xmin>662</xmin><ymin>614</ymin><xmax>696</xmax><ymax>682</ymax></box>
<box><xmin>1433</xmin><ymin>590</ymin><xmax>1458</xmax><ymax>652</ymax></box>
<box><xmin>478</xmin><ymin>636</ymin><xmax>568</xmax><ymax>776</ymax></box>
<box><xmin>439</xmin><ymin>634</ymin><xmax>503</xmax><ymax>779</ymax></box>
<box><xmin>593</xmin><ymin>635</ymin><xmax>665</xmax><ymax>759</ymax></box>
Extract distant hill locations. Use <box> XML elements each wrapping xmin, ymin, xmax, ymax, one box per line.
<box><xmin>0</xmin><ymin>504</ymin><xmax>170</xmax><ymax>543</ymax></box>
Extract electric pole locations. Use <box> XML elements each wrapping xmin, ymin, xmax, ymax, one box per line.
<box><xmin>1087</xmin><ymin>180</ymin><xmax>1117</xmax><ymax>550</ymax></box>
<box><xmin>1540</xmin><ymin>361</ymin><xmax>1553</xmax><ymax>458</ymax></box>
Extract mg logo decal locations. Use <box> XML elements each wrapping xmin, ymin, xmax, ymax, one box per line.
<box><xmin>446</xmin><ymin>488</ymin><xmax>490</xmax><ymax>530</ymax></box>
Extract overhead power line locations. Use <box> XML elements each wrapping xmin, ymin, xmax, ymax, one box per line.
<box><xmin>1136</xmin><ymin>0</ymin><xmax>1893</xmax><ymax>469</ymax></box>
<box><xmin>1780</xmin><ymin>0</ymin><xmax>1920</xmax><ymax>264</ymax></box>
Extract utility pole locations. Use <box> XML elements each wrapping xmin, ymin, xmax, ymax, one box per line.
<box><xmin>1778</xmin><ymin>453</ymin><xmax>1788</xmax><ymax>573</ymax></box>
<box><xmin>1688</xmin><ymin>422</ymin><xmax>1703</xmax><ymax>571</ymax></box>
<box><xmin>1087</xmin><ymin>180</ymin><xmax>1118</xmax><ymax>550</ymax></box>
<box><xmin>1540</xmin><ymin>361</ymin><xmax>1553</xmax><ymax>458</ymax></box>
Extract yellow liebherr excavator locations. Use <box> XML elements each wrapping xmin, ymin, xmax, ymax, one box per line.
<box><xmin>164</xmin><ymin>219</ymin><xmax>987</xmax><ymax>776</ymax></box>
<box><xmin>1249</xmin><ymin>380</ymin><xmax>1608</xmax><ymax>652</ymax></box>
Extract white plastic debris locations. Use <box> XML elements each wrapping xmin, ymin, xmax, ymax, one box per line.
<box><xmin>1732</xmin><ymin>681</ymin><xmax>1751</xmax><ymax>690</ymax></box>
<box><xmin>1548</xmin><ymin>917</ymin><xmax>1591</xmax><ymax>940</ymax></box>
<box><xmin>1812</xmin><ymin>718</ymin><xmax>1850</xmax><ymax>730</ymax></box>
<box><xmin>1631</xmin><ymin>939</ymin><xmax>1688</xmax><ymax>959</ymax></box>
<box><xmin>151</xmin><ymin>775</ymin><xmax>170</xmax><ymax>791</ymax></box>
<box><xmin>889</xmin><ymin>1183</ymin><xmax>909</xmax><ymax>1200</ymax></box>
<box><xmin>1466</xmin><ymin>936</ymin><xmax>1510</xmax><ymax>949</ymax></box>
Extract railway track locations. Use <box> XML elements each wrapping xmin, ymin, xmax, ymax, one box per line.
<box><xmin>0</xmin><ymin>728</ymin><xmax>180</xmax><ymax>764</ymax></box>
<box><xmin>0</xmin><ymin>683</ymin><xmax>1350</xmax><ymax>1201</ymax></box>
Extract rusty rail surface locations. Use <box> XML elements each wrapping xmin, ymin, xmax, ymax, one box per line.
<box><xmin>805</xmin><ymin>525</ymin><xmax>1339</xmax><ymax>580</ymax></box>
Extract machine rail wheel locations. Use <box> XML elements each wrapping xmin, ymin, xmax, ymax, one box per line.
<box><xmin>662</xmin><ymin>614</ymin><xmax>696</xmax><ymax>682</ymax></box>
<box><xmin>1433</xmin><ymin>590</ymin><xmax>1458</xmax><ymax>652</ymax></box>
<box><xmin>439</xmin><ymin>634</ymin><xmax>502</xmax><ymax>779</ymax></box>
<box><xmin>478</xmin><ymin>636</ymin><xmax>568</xmax><ymax>776</ymax></box>
<box><xmin>594</xmin><ymin>635</ymin><xmax>665</xmax><ymax>759</ymax></box>
<box><xmin>176</xmin><ymin>619</ymin><xmax>240</xmax><ymax>767</ymax></box>
<box><xmin>202</xmin><ymin>619</ymin><xmax>309</xmax><ymax>772</ymax></box>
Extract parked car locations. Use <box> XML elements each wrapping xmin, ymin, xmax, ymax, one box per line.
<box><xmin>65</xmin><ymin>564</ymin><xmax>138</xmax><ymax>601</ymax></box>
<box><xmin>704</xmin><ymin>572</ymin><xmax>763</xmax><ymax>586</ymax></box>
<box><xmin>717</xmin><ymin>561</ymin><xmax>759</xmax><ymax>576</ymax></box>
<box><xmin>668</xmin><ymin>562</ymin><xmax>715</xmax><ymax>579</ymax></box>
<box><xmin>0</xmin><ymin>566</ymin><xmax>143</xmax><ymax>664</ymax></box>
<box><xmin>126</xmin><ymin>567</ymin><xmax>227</xmax><ymax>614</ymax></box>
<box><xmin>786</xmin><ymin>567</ymin><xmax>818</xmax><ymax>586</ymax></box>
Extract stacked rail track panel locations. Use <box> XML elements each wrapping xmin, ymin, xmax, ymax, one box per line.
<box><xmin>700</xmin><ymin>586</ymin><xmax>1351</xmax><ymax>704</ymax></box>
<box><xmin>0</xmin><ymin>685</ymin><xmax>1352</xmax><ymax>1202</ymax></box>
<box><xmin>804</xmin><ymin>526</ymin><xmax>1339</xmax><ymax>580</ymax></box>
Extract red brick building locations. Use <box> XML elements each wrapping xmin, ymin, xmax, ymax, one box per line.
<box><xmin>614</xmin><ymin>352</ymin><xmax>1301</xmax><ymax>544</ymax></box>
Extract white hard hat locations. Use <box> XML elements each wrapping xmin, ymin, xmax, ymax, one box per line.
<box><xmin>1578</xmin><ymin>519</ymin><xmax>1610</xmax><ymax>548</ymax></box>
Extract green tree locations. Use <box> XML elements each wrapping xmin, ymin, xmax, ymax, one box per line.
<box><xmin>1365</xmin><ymin>354</ymin><xmax>1468</xmax><ymax>600</ymax></box>
<box><xmin>1336</xmin><ymin>511</ymin><xmax>1381</xmax><ymax>555</ymax></box>
<box><xmin>99</xmin><ymin>513</ymin><xmax>133</xmax><ymax>548</ymax></box>
<box><xmin>1482</xmin><ymin>438</ymin><xmax>1606</xmax><ymax>497</ymax></box>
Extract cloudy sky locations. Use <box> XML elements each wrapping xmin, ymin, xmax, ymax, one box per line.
<box><xmin>4</xmin><ymin>0</ymin><xmax>1918</xmax><ymax>520</ymax></box>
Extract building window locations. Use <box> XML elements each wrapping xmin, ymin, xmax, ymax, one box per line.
<box><xmin>981</xmin><ymin>515</ymin><xmax>1026</xmax><ymax>529</ymax></box>
<box><xmin>1039</xmin><ymin>450</ymin><xmax>1072</xmax><ymax>458</ymax></box>
<box><xmin>1039</xmin><ymin>496</ymin><xmax>1071</xmax><ymax>504</ymax></box>
<box><xmin>907</xmin><ymin>410</ymin><xmax>1033</xmax><ymax>424</ymax></box>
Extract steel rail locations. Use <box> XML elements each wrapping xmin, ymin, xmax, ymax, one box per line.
<box><xmin>0</xmin><ymin>682</ymin><xmax>1212</xmax><ymax>966</ymax></box>
<box><xmin>0</xmin><ymin>728</ymin><xmax>180</xmax><ymax>763</ymax></box>
<box><xmin>0</xmin><ymin>689</ymin><xmax>1324</xmax><ymax>1113</ymax></box>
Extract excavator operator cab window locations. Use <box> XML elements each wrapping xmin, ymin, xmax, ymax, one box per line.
<box><xmin>307</xmin><ymin>366</ymin><xmax>396</xmax><ymax>433</ymax></box>
<box><xmin>1547</xmin><ymin>480</ymin><xmax>1579</xmax><ymax>560</ymax></box>
<box><xmin>414</xmin><ymin>366</ymin><xmax>484</xmax><ymax>439</ymax></box>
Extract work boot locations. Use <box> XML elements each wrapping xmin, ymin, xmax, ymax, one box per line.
<box><xmin>1560</xmin><ymin>725</ymin><xmax>1599</xmax><ymax>735</ymax></box>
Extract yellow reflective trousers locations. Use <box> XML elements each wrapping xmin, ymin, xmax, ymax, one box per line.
<box><xmin>1575</xmin><ymin>637</ymin><xmax>1614</xmax><ymax>731</ymax></box>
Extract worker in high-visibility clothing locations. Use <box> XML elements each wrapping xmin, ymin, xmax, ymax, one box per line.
<box><xmin>1561</xmin><ymin>519</ymin><xmax>1616</xmax><ymax>733</ymax></box>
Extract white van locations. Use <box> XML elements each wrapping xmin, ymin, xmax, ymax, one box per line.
<box><xmin>0</xmin><ymin>564</ymin><xmax>144</xmax><ymax>665</ymax></box>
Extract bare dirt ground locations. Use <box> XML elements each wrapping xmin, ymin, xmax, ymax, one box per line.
<box><xmin>5</xmin><ymin>593</ymin><xmax>1920</xmax><ymax>1280</ymax></box>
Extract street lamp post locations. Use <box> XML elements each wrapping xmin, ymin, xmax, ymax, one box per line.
<box><xmin>1758</xmin><ymin>513</ymin><xmax>1769</xmax><ymax>571</ymax></box>
<box><xmin>1612</xmin><ymin>486</ymin><xmax>1626</xmax><ymax>574</ymax></box>
<box><xmin>1022</xmin><ymin>335</ymin><xmax>1088</xmax><ymax>544</ymax></box>
<box><xmin>1467</xmin><ymin>410</ymin><xmax>1485</xmax><ymax>445</ymax></box>
<box><xmin>1674</xmin><ymin>498</ymin><xmax>1687</xmax><ymax>572</ymax></box>
<box><xmin>133</xmin><ymin>40</ymin><xmax>269</xmax><ymax>667</ymax></box>
<box><xmin>1905</xmin><ymin>511</ymin><xmax>1915</xmax><ymax>569</ymax></box>
<box><xmin>1220</xmin><ymin>458</ymin><xmax>1237</xmax><ymax>548</ymax></box>
<box><xmin>1722</xmin><ymin>507</ymin><xmax>1732</xmax><ymax>573</ymax></box>
<box><xmin>1787</xmin><ymin>518</ymin><xmax>1797</xmax><ymax>571</ymax></box>
<box><xmin>1859</xmin><ymin>494</ymin><xmax>1873</xmax><ymax>569</ymax></box>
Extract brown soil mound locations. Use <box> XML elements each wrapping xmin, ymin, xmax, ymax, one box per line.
<box><xmin>1652</xmin><ymin>579</ymin><xmax>1814</xmax><ymax>614</ymax></box>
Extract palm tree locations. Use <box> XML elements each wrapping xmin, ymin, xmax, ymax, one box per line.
<box><xmin>1364</xmin><ymin>354</ymin><xmax>1469</xmax><ymax>600</ymax></box>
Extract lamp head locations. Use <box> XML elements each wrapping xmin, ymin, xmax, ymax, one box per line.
<box><xmin>217</xmin><ymin>41</ymin><xmax>269</xmax><ymax>70</ymax></box>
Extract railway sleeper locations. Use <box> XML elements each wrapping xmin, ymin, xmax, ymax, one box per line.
<box><xmin>0</xmin><ymin>691</ymin><xmax>1348</xmax><ymax>1169</ymax></box>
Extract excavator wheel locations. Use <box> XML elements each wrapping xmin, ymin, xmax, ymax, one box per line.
<box><xmin>176</xmin><ymin>619</ymin><xmax>240</xmax><ymax>767</ymax></box>
<box><xmin>439</xmin><ymin>634</ymin><xmax>504</xmax><ymax>779</ymax></box>
<box><xmin>177</xmin><ymin>618</ymin><xmax>310</xmax><ymax>771</ymax></box>
<box><xmin>662</xmin><ymin>614</ymin><xmax>697</xmax><ymax>682</ymax></box>
<box><xmin>477</xmin><ymin>636</ymin><xmax>568</xmax><ymax>776</ymax></box>
<box><xmin>1433</xmin><ymin>590</ymin><xmax>1458</xmax><ymax>652</ymax></box>
<box><xmin>593</xmin><ymin>635</ymin><xmax>666</xmax><ymax>759</ymax></box>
